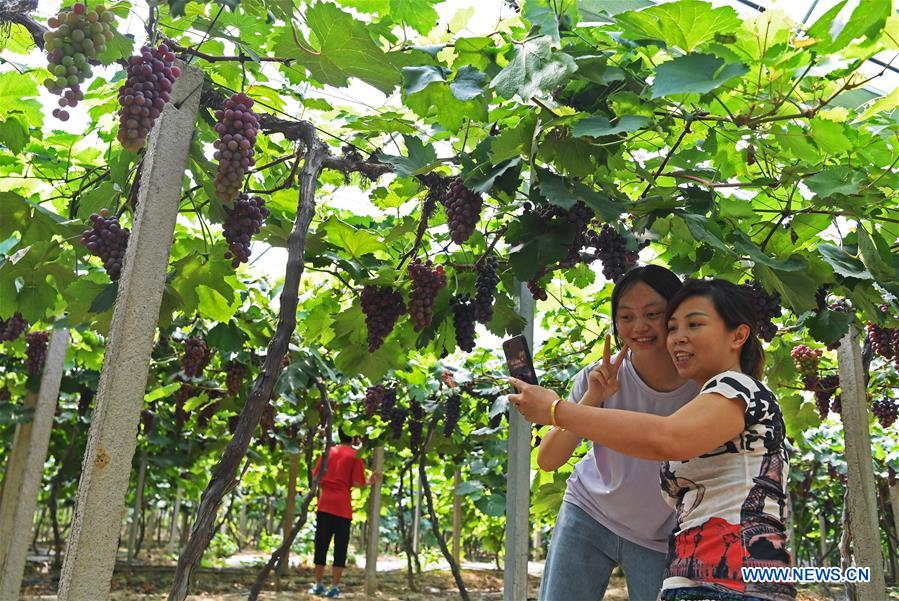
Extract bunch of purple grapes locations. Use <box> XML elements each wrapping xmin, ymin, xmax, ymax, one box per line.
<box><xmin>379</xmin><ymin>386</ymin><xmax>397</xmax><ymax>422</ymax></box>
<box><xmin>873</xmin><ymin>397</ymin><xmax>898</xmax><ymax>428</ymax></box>
<box><xmin>222</xmin><ymin>194</ymin><xmax>269</xmax><ymax>267</ymax></box>
<box><xmin>740</xmin><ymin>280</ymin><xmax>782</xmax><ymax>342</ymax></box>
<box><xmin>444</xmin><ymin>394</ymin><xmax>461</xmax><ymax>436</ymax></box>
<box><xmin>814</xmin><ymin>374</ymin><xmax>839</xmax><ymax>420</ymax></box>
<box><xmin>558</xmin><ymin>202</ymin><xmax>595</xmax><ymax>268</ymax></box>
<box><xmin>213</xmin><ymin>92</ymin><xmax>258</xmax><ymax>202</ymax></box>
<box><xmin>452</xmin><ymin>295</ymin><xmax>477</xmax><ymax>352</ymax></box>
<box><xmin>116</xmin><ymin>44</ymin><xmax>181</xmax><ymax>151</ymax></box>
<box><xmin>224</xmin><ymin>361</ymin><xmax>247</xmax><ymax>396</ymax></box>
<box><xmin>407</xmin><ymin>259</ymin><xmax>446</xmax><ymax>331</ymax></box>
<box><xmin>866</xmin><ymin>306</ymin><xmax>898</xmax><ymax>363</ymax></box>
<box><xmin>361</xmin><ymin>285</ymin><xmax>405</xmax><ymax>352</ymax></box>
<box><xmin>180</xmin><ymin>337</ymin><xmax>210</xmax><ymax>378</ymax></box>
<box><xmin>474</xmin><ymin>256</ymin><xmax>499</xmax><ymax>324</ymax></box>
<box><xmin>80</xmin><ymin>209</ymin><xmax>130</xmax><ymax>280</ymax></box>
<box><xmin>590</xmin><ymin>224</ymin><xmax>638</xmax><ymax>282</ymax></box>
<box><xmin>0</xmin><ymin>313</ymin><xmax>28</xmax><ymax>342</ymax></box>
<box><xmin>527</xmin><ymin>267</ymin><xmax>549</xmax><ymax>301</ymax></box>
<box><xmin>364</xmin><ymin>384</ymin><xmax>387</xmax><ymax>417</ymax></box>
<box><xmin>25</xmin><ymin>332</ymin><xmax>49</xmax><ymax>376</ymax></box>
<box><xmin>443</xmin><ymin>177</ymin><xmax>483</xmax><ymax>244</ymax></box>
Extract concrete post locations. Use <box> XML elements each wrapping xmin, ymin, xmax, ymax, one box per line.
<box><xmin>57</xmin><ymin>61</ymin><xmax>203</xmax><ymax>601</ymax></box>
<box><xmin>505</xmin><ymin>281</ymin><xmax>534</xmax><ymax>601</ymax></box>
<box><xmin>127</xmin><ymin>452</ymin><xmax>148</xmax><ymax>563</ymax></box>
<box><xmin>837</xmin><ymin>326</ymin><xmax>886</xmax><ymax>600</ymax></box>
<box><xmin>277</xmin><ymin>453</ymin><xmax>299</xmax><ymax>575</ymax></box>
<box><xmin>452</xmin><ymin>469</ymin><xmax>462</xmax><ymax>566</ymax></box>
<box><xmin>364</xmin><ymin>446</ymin><xmax>384</xmax><ymax>596</ymax></box>
<box><xmin>0</xmin><ymin>329</ymin><xmax>69</xmax><ymax>600</ymax></box>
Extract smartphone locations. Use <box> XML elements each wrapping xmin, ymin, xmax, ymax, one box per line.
<box><xmin>502</xmin><ymin>334</ymin><xmax>538</xmax><ymax>385</ymax></box>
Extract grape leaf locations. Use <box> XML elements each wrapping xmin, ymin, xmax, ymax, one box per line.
<box><xmin>615</xmin><ymin>0</ymin><xmax>741</xmax><ymax>52</ymax></box>
<box><xmin>490</xmin><ymin>37</ymin><xmax>577</xmax><ymax>101</ymax></box>
<box><xmin>651</xmin><ymin>54</ymin><xmax>747</xmax><ymax>98</ymax></box>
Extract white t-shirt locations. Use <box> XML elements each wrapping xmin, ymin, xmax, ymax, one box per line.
<box><xmin>660</xmin><ymin>371</ymin><xmax>795</xmax><ymax>601</ymax></box>
<box><xmin>563</xmin><ymin>354</ymin><xmax>699</xmax><ymax>552</ymax></box>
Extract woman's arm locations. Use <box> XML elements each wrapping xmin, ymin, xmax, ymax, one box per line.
<box><xmin>514</xmin><ymin>380</ymin><xmax>747</xmax><ymax>461</ymax></box>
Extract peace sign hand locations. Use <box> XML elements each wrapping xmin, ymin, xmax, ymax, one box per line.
<box><xmin>581</xmin><ymin>334</ymin><xmax>628</xmax><ymax>407</ymax></box>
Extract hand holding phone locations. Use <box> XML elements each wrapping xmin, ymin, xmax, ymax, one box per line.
<box><xmin>502</xmin><ymin>334</ymin><xmax>538</xmax><ymax>385</ymax></box>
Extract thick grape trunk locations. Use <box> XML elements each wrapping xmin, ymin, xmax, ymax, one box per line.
<box><xmin>167</xmin><ymin>127</ymin><xmax>327</xmax><ymax>601</ymax></box>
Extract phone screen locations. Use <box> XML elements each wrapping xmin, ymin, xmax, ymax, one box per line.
<box><xmin>502</xmin><ymin>335</ymin><xmax>538</xmax><ymax>385</ymax></box>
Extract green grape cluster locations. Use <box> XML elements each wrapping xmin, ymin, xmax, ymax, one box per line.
<box><xmin>43</xmin><ymin>3</ymin><xmax>115</xmax><ymax>120</ymax></box>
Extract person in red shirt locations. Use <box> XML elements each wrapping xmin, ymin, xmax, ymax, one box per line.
<box><xmin>308</xmin><ymin>429</ymin><xmax>381</xmax><ymax>598</ymax></box>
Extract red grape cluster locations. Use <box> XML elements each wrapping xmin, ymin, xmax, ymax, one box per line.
<box><xmin>527</xmin><ymin>267</ymin><xmax>550</xmax><ymax>301</ymax></box>
<box><xmin>866</xmin><ymin>306</ymin><xmax>898</xmax><ymax>364</ymax></box>
<box><xmin>791</xmin><ymin>345</ymin><xmax>822</xmax><ymax>377</ymax></box>
<box><xmin>443</xmin><ymin>177</ymin><xmax>483</xmax><ymax>244</ymax></box>
<box><xmin>43</xmin><ymin>3</ymin><xmax>115</xmax><ymax>121</ymax></box>
<box><xmin>222</xmin><ymin>194</ymin><xmax>269</xmax><ymax>267</ymax></box>
<box><xmin>180</xmin><ymin>337</ymin><xmax>210</xmax><ymax>378</ymax></box>
<box><xmin>0</xmin><ymin>313</ymin><xmax>28</xmax><ymax>342</ymax></box>
<box><xmin>590</xmin><ymin>224</ymin><xmax>638</xmax><ymax>282</ymax></box>
<box><xmin>224</xmin><ymin>361</ymin><xmax>248</xmax><ymax>396</ymax></box>
<box><xmin>407</xmin><ymin>259</ymin><xmax>446</xmax><ymax>331</ymax></box>
<box><xmin>80</xmin><ymin>209</ymin><xmax>130</xmax><ymax>280</ymax></box>
<box><xmin>444</xmin><ymin>393</ymin><xmax>461</xmax><ymax>437</ymax></box>
<box><xmin>740</xmin><ymin>281</ymin><xmax>782</xmax><ymax>342</ymax></box>
<box><xmin>872</xmin><ymin>397</ymin><xmax>898</xmax><ymax>428</ymax></box>
<box><xmin>361</xmin><ymin>285</ymin><xmax>405</xmax><ymax>352</ymax></box>
<box><xmin>26</xmin><ymin>332</ymin><xmax>49</xmax><ymax>376</ymax></box>
<box><xmin>452</xmin><ymin>295</ymin><xmax>476</xmax><ymax>352</ymax></box>
<box><xmin>116</xmin><ymin>44</ymin><xmax>181</xmax><ymax>152</ymax></box>
<box><xmin>474</xmin><ymin>256</ymin><xmax>500</xmax><ymax>324</ymax></box>
<box><xmin>364</xmin><ymin>384</ymin><xmax>387</xmax><ymax>417</ymax></box>
<box><xmin>830</xmin><ymin>394</ymin><xmax>842</xmax><ymax>416</ymax></box>
<box><xmin>213</xmin><ymin>92</ymin><xmax>258</xmax><ymax>202</ymax></box>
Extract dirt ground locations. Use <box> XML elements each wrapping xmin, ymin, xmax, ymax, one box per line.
<box><xmin>18</xmin><ymin>559</ymin><xmax>863</xmax><ymax>601</ymax></box>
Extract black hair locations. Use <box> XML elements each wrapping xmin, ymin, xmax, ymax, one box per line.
<box><xmin>611</xmin><ymin>265</ymin><xmax>684</xmax><ymax>342</ymax></box>
<box><xmin>338</xmin><ymin>428</ymin><xmax>352</xmax><ymax>444</ymax></box>
<box><xmin>664</xmin><ymin>279</ymin><xmax>765</xmax><ymax>379</ymax></box>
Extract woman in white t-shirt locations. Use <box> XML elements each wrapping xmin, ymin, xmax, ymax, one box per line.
<box><xmin>536</xmin><ymin>265</ymin><xmax>699</xmax><ymax>601</ymax></box>
<box><xmin>512</xmin><ymin>278</ymin><xmax>794</xmax><ymax>601</ymax></box>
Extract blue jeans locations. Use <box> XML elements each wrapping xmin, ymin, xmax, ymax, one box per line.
<box><xmin>540</xmin><ymin>501</ymin><xmax>668</xmax><ymax>601</ymax></box>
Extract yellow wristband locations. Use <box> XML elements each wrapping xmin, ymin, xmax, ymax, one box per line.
<box><xmin>550</xmin><ymin>397</ymin><xmax>563</xmax><ymax>428</ymax></box>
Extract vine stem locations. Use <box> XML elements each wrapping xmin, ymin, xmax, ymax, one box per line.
<box><xmin>418</xmin><ymin>417</ymin><xmax>471</xmax><ymax>601</ymax></box>
<box><xmin>167</xmin><ymin>123</ymin><xmax>328</xmax><ymax>601</ymax></box>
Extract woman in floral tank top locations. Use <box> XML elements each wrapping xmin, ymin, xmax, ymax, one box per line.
<box><xmin>510</xmin><ymin>279</ymin><xmax>794</xmax><ymax>601</ymax></box>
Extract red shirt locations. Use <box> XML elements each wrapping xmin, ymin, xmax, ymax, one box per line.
<box><xmin>313</xmin><ymin>444</ymin><xmax>366</xmax><ymax>519</ymax></box>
